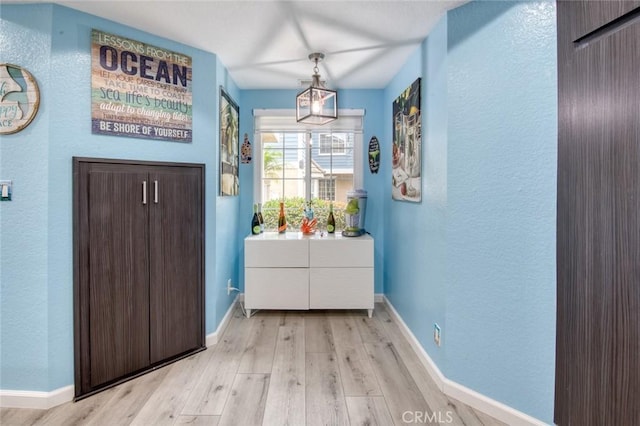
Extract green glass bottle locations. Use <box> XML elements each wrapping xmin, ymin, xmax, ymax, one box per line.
<box><xmin>327</xmin><ymin>202</ymin><xmax>335</xmax><ymax>234</ymax></box>
<box><xmin>251</xmin><ymin>203</ymin><xmax>261</xmax><ymax>235</ymax></box>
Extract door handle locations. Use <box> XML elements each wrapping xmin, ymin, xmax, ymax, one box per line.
<box><xmin>142</xmin><ymin>181</ymin><xmax>147</xmax><ymax>205</ymax></box>
<box><xmin>154</xmin><ymin>180</ymin><xmax>158</xmax><ymax>204</ymax></box>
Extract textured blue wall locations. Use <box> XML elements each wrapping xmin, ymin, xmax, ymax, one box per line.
<box><xmin>446</xmin><ymin>2</ymin><xmax>556</xmax><ymax>421</ymax></box>
<box><xmin>214</xmin><ymin>59</ymin><xmax>241</xmax><ymax>331</ymax></box>
<box><xmin>238</xmin><ymin>89</ymin><xmax>385</xmax><ymax>293</ymax></box>
<box><xmin>0</xmin><ymin>4</ymin><xmax>236</xmax><ymax>391</ymax></box>
<box><xmin>0</xmin><ymin>4</ymin><xmax>53</xmax><ymax>391</ymax></box>
<box><xmin>383</xmin><ymin>16</ymin><xmax>450</xmax><ymax>370</ymax></box>
<box><xmin>383</xmin><ymin>1</ymin><xmax>556</xmax><ymax>422</ymax></box>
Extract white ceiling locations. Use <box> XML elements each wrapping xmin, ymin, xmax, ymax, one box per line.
<box><xmin>13</xmin><ymin>0</ymin><xmax>466</xmax><ymax>89</ymax></box>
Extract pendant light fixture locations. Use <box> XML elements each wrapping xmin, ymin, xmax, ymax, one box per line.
<box><xmin>296</xmin><ymin>52</ymin><xmax>337</xmax><ymax>125</ymax></box>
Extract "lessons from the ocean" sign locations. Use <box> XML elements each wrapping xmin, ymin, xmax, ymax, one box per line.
<box><xmin>91</xmin><ymin>29</ymin><xmax>192</xmax><ymax>142</ymax></box>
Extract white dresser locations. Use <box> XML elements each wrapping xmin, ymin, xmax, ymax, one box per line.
<box><xmin>244</xmin><ymin>232</ymin><xmax>374</xmax><ymax>317</ymax></box>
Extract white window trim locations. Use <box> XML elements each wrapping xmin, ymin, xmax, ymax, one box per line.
<box><xmin>253</xmin><ymin>109</ymin><xmax>364</xmax><ymax>203</ymax></box>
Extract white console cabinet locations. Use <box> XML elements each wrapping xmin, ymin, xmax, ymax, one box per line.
<box><xmin>244</xmin><ymin>232</ymin><xmax>374</xmax><ymax>318</ymax></box>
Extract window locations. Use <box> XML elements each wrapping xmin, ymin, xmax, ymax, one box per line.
<box><xmin>319</xmin><ymin>134</ymin><xmax>346</xmax><ymax>155</ymax></box>
<box><xmin>254</xmin><ymin>110</ymin><xmax>364</xmax><ymax>231</ymax></box>
<box><xmin>318</xmin><ymin>178</ymin><xmax>336</xmax><ymax>201</ymax></box>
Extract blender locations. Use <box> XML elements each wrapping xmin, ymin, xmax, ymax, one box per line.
<box><xmin>342</xmin><ymin>189</ymin><xmax>367</xmax><ymax>237</ymax></box>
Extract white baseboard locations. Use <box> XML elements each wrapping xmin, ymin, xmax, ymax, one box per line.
<box><xmin>206</xmin><ymin>294</ymin><xmax>239</xmax><ymax>347</ymax></box>
<box><xmin>381</xmin><ymin>296</ymin><xmax>548</xmax><ymax>426</ymax></box>
<box><xmin>0</xmin><ymin>385</ymin><xmax>74</xmax><ymax>409</ymax></box>
<box><xmin>382</xmin><ymin>296</ymin><xmax>447</xmax><ymax>389</ymax></box>
<box><xmin>443</xmin><ymin>380</ymin><xmax>548</xmax><ymax>426</ymax></box>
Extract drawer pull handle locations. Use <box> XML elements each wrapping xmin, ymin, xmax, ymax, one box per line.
<box><xmin>154</xmin><ymin>180</ymin><xmax>158</xmax><ymax>204</ymax></box>
<box><xmin>142</xmin><ymin>181</ymin><xmax>147</xmax><ymax>205</ymax></box>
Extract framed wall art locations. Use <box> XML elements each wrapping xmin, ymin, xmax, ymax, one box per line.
<box><xmin>219</xmin><ymin>87</ymin><xmax>239</xmax><ymax>196</ymax></box>
<box><xmin>391</xmin><ymin>77</ymin><xmax>422</xmax><ymax>202</ymax></box>
<box><xmin>0</xmin><ymin>63</ymin><xmax>40</xmax><ymax>135</ymax></box>
<box><xmin>91</xmin><ymin>29</ymin><xmax>193</xmax><ymax>142</ymax></box>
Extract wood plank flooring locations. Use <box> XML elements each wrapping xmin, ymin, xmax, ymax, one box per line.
<box><xmin>0</xmin><ymin>304</ymin><xmax>507</xmax><ymax>426</ymax></box>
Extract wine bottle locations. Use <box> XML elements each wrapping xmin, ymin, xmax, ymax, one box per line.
<box><xmin>277</xmin><ymin>201</ymin><xmax>287</xmax><ymax>233</ymax></box>
<box><xmin>257</xmin><ymin>203</ymin><xmax>265</xmax><ymax>233</ymax></box>
<box><xmin>327</xmin><ymin>202</ymin><xmax>336</xmax><ymax>234</ymax></box>
<box><xmin>251</xmin><ymin>203</ymin><xmax>261</xmax><ymax>235</ymax></box>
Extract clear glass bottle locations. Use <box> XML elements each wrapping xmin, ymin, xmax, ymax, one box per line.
<box><xmin>257</xmin><ymin>202</ymin><xmax>264</xmax><ymax>233</ymax></box>
<box><xmin>277</xmin><ymin>202</ymin><xmax>287</xmax><ymax>233</ymax></box>
<box><xmin>305</xmin><ymin>200</ymin><xmax>314</xmax><ymax>220</ymax></box>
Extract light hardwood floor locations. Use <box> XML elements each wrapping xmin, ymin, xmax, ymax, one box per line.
<box><xmin>1</xmin><ymin>303</ymin><xmax>507</xmax><ymax>426</ymax></box>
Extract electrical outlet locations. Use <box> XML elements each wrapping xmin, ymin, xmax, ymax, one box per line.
<box><xmin>434</xmin><ymin>323</ymin><xmax>441</xmax><ymax>347</ymax></box>
<box><xmin>0</xmin><ymin>180</ymin><xmax>12</xmax><ymax>201</ymax></box>
<box><xmin>227</xmin><ymin>279</ymin><xmax>232</xmax><ymax>295</ymax></box>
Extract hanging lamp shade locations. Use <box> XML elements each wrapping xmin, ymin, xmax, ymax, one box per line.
<box><xmin>296</xmin><ymin>53</ymin><xmax>337</xmax><ymax>125</ymax></box>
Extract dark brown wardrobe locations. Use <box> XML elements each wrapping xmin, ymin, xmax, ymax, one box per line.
<box><xmin>556</xmin><ymin>1</ymin><xmax>640</xmax><ymax>424</ymax></box>
<box><xmin>73</xmin><ymin>158</ymin><xmax>205</xmax><ymax>398</ymax></box>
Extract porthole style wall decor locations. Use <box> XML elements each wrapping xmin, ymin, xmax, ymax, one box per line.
<box><xmin>0</xmin><ymin>64</ymin><xmax>40</xmax><ymax>135</ymax></box>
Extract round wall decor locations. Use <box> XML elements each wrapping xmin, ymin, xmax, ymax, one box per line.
<box><xmin>0</xmin><ymin>64</ymin><xmax>40</xmax><ymax>135</ymax></box>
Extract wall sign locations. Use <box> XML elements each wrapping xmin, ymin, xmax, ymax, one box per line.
<box><xmin>0</xmin><ymin>64</ymin><xmax>40</xmax><ymax>135</ymax></box>
<box><xmin>368</xmin><ymin>136</ymin><xmax>380</xmax><ymax>174</ymax></box>
<box><xmin>91</xmin><ymin>29</ymin><xmax>193</xmax><ymax>142</ymax></box>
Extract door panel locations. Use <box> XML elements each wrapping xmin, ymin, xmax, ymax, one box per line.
<box><xmin>568</xmin><ymin>0</ymin><xmax>640</xmax><ymax>41</ymax></box>
<box><xmin>87</xmin><ymin>166</ymin><xmax>150</xmax><ymax>387</ymax></box>
<box><xmin>556</xmin><ymin>1</ymin><xmax>640</xmax><ymax>424</ymax></box>
<box><xmin>149</xmin><ymin>167</ymin><xmax>204</xmax><ymax>362</ymax></box>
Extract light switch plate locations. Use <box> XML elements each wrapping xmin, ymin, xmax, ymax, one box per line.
<box><xmin>1</xmin><ymin>180</ymin><xmax>13</xmax><ymax>201</ymax></box>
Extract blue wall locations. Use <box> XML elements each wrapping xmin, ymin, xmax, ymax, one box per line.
<box><xmin>384</xmin><ymin>1</ymin><xmax>557</xmax><ymax>422</ymax></box>
<box><xmin>214</xmin><ymin>56</ymin><xmax>242</xmax><ymax>333</ymax></box>
<box><xmin>238</xmin><ymin>89</ymin><xmax>385</xmax><ymax>294</ymax></box>
<box><xmin>0</xmin><ymin>4</ymin><xmax>238</xmax><ymax>391</ymax></box>
<box><xmin>383</xmin><ymin>16</ymin><xmax>450</xmax><ymax>371</ymax></box>
<box><xmin>0</xmin><ymin>4</ymin><xmax>54</xmax><ymax>391</ymax></box>
<box><xmin>446</xmin><ymin>1</ymin><xmax>557</xmax><ymax>421</ymax></box>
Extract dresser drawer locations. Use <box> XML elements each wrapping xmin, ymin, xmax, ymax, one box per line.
<box><xmin>245</xmin><ymin>238</ymin><xmax>308</xmax><ymax>268</ymax></box>
<box><xmin>245</xmin><ymin>268</ymin><xmax>309</xmax><ymax>309</ymax></box>
<box><xmin>309</xmin><ymin>236</ymin><xmax>373</xmax><ymax>267</ymax></box>
<box><xmin>309</xmin><ymin>267</ymin><xmax>374</xmax><ymax>309</ymax></box>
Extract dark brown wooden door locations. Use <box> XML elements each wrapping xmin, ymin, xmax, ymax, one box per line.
<box><xmin>556</xmin><ymin>1</ymin><xmax>640</xmax><ymax>424</ymax></box>
<box><xmin>75</xmin><ymin>158</ymin><xmax>205</xmax><ymax>398</ymax></box>
<box><xmin>87</xmin><ymin>164</ymin><xmax>150</xmax><ymax>388</ymax></box>
<box><xmin>149</xmin><ymin>167</ymin><xmax>204</xmax><ymax>363</ymax></box>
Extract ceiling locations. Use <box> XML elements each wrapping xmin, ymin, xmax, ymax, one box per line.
<box><xmin>13</xmin><ymin>0</ymin><xmax>466</xmax><ymax>89</ymax></box>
